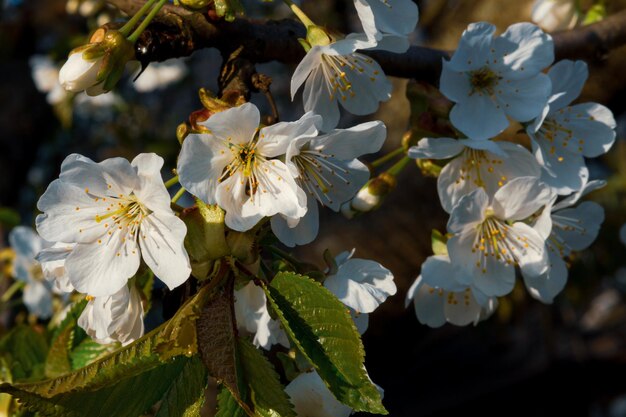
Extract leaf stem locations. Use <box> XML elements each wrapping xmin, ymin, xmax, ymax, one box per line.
<box><xmin>164</xmin><ymin>175</ymin><xmax>179</xmax><ymax>189</ymax></box>
<box><xmin>1</xmin><ymin>280</ymin><xmax>25</xmax><ymax>303</ymax></box>
<box><xmin>386</xmin><ymin>156</ymin><xmax>411</xmax><ymax>176</ymax></box>
<box><xmin>119</xmin><ymin>0</ymin><xmax>159</xmax><ymax>37</ymax></box>
<box><xmin>266</xmin><ymin>246</ymin><xmax>302</xmax><ymax>268</ymax></box>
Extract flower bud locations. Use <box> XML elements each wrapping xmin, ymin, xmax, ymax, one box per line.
<box><xmin>344</xmin><ymin>173</ymin><xmax>396</xmax><ymax>215</ymax></box>
<box><xmin>59</xmin><ymin>29</ymin><xmax>134</xmax><ymax>96</ymax></box>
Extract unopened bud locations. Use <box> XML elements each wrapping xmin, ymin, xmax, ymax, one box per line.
<box><xmin>346</xmin><ymin>173</ymin><xmax>396</xmax><ymax>214</ymax></box>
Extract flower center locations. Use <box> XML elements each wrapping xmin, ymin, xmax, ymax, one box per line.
<box><xmin>320</xmin><ymin>53</ymin><xmax>380</xmax><ymax>102</ymax></box>
<box><xmin>472</xmin><ymin>215</ymin><xmax>517</xmax><ymax>273</ymax></box>
<box><xmin>469</xmin><ymin>67</ymin><xmax>500</xmax><ymax>95</ymax></box>
<box><xmin>292</xmin><ymin>150</ymin><xmax>351</xmax><ymax>206</ymax></box>
<box><xmin>95</xmin><ymin>193</ymin><xmax>150</xmax><ymax>240</ymax></box>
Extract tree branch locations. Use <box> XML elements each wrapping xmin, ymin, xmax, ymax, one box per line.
<box><xmin>108</xmin><ymin>0</ymin><xmax>626</xmax><ymax>84</ymax></box>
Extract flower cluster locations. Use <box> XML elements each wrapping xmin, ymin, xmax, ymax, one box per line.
<box><xmin>407</xmin><ymin>22</ymin><xmax>615</xmax><ymax>327</ymax></box>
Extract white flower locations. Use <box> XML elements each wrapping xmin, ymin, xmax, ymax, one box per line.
<box><xmin>271</xmin><ymin>121</ymin><xmax>386</xmax><ymax>246</ymax></box>
<box><xmin>406</xmin><ymin>255</ymin><xmax>498</xmax><ymax>327</ymax></box>
<box><xmin>440</xmin><ymin>22</ymin><xmax>554</xmax><ymax>139</ymax></box>
<box><xmin>527</xmin><ymin>60</ymin><xmax>616</xmax><ymax>194</ymax></box>
<box><xmin>36</xmin><ymin>242</ymin><xmax>76</xmax><ymax>293</ymax></box>
<box><xmin>133</xmin><ymin>60</ymin><xmax>188</xmax><ymax>93</ymax></box>
<box><xmin>8</xmin><ymin>226</ymin><xmax>54</xmax><ymax>318</ymax></box>
<box><xmin>531</xmin><ymin>0</ymin><xmax>579</xmax><ymax>32</ymax></box>
<box><xmin>353</xmin><ymin>0</ymin><xmax>418</xmax><ymax>44</ymax></box>
<box><xmin>36</xmin><ymin>153</ymin><xmax>191</xmax><ymax>297</ymax></box>
<box><xmin>523</xmin><ymin>179</ymin><xmax>605</xmax><ymax>303</ymax></box>
<box><xmin>59</xmin><ymin>50</ymin><xmax>105</xmax><ymax>96</ymax></box>
<box><xmin>409</xmin><ymin>137</ymin><xmax>541</xmax><ymax>213</ymax></box>
<box><xmin>446</xmin><ymin>177</ymin><xmax>553</xmax><ymax>297</ymax></box>
<box><xmin>29</xmin><ymin>55</ymin><xmax>68</xmax><ymax>105</ymax></box>
<box><xmin>234</xmin><ymin>281</ymin><xmax>288</xmax><ymax>350</ymax></box>
<box><xmin>78</xmin><ymin>284</ymin><xmax>144</xmax><ymax>345</ymax></box>
<box><xmin>178</xmin><ymin>103</ymin><xmax>311</xmax><ymax>232</ymax></box>
<box><xmin>291</xmin><ymin>34</ymin><xmax>404</xmax><ymax>132</ymax></box>
<box><xmin>285</xmin><ymin>371</ymin><xmax>353</xmax><ymax>417</ymax></box>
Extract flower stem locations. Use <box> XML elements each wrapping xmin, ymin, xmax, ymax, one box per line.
<box><xmin>282</xmin><ymin>0</ymin><xmax>316</xmax><ymax>28</ymax></box>
<box><xmin>128</xmin><ymin>0</ymin><xmax>169</xmax><ymax>43</ymax></box>
<box><xmin>1</xmin><ymin>280</ymin><xmax>25</xmax><ymax>303</ymax></box>
<box><xmin>266</xmin><ymin>245</ymin><xmax>302</xmax><ymax>268</ymax></box>
<box><xmin>119</xmin><ymin>0</ymin><xmax>159</xmax><ymax>37</ymax></box>
<box><xmin>386</xmin><ymin>156</ymin><xmax>411</xmax><ymax>176</ymax></box>
<box><xmin>370</xmin><ymin>147</ymin><xmax>405</xmax><ymax>168</ymax></box>
<box><xmin>164</xmin><ymin>175</ymin><xmax>179</xmax><ymax>189</ymax></box>
<box><xmin>171</xmin><ymin>187</ymin><xmax>186</xmax><ymax>204</ymax></box>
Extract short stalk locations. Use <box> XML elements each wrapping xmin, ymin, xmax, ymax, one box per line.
<box><xmin>171</xmin><ymin>187</ymin><xmax>187</xmax><ymax>204</ymax></box>
<box><xmin>128</xmin><ymin>0</ymin><xmax>169</xmax><ymax>43</ymax></box>
<box><xmin>387</xmin><ymin>156</ymin><xmax>411</xmax><ymax>176</ymax></box>
<box><xmin>164</xmin><ymin>175</ymin><xmax>179</xmax><ymax>189</ymax></box>
<box><xmin>266</xmin><ymin>245</ymin><xmax>302</xmax><ymax>269</ymax></box>
<box><xmin>370</xmin><ymin>147</ymin><xmax>405</xmax><ymax>168</ymax></box>
<box><xmin>118</xmin><ymin>0</ymin><xmax>159</xmax><ymax>37</ymax></box>
<box><xmin>282</xmin><ymin>0</ymin><xmax>316</xmax><ymax>28</ymax></box>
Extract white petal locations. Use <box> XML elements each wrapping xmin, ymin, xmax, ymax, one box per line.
<box><xmin>408</xmin><ymin>137</ymin><xmax>464</xmax><ymax>160</ymax></box>
<box><xmin>552</xmin><ymin>201</ymin><xmax>604</xmax><ymax>252</ymax></box>
<box><xmin>131</xmin><ymin>153</ymin><xmax>171</xmax><ymax>212</ymax></box>
<box><xmin>324</xmin><ymin>257</ymin><xmax>396</xmax><ymax>313</ymax></box>
<box><xmin>351</xmin><ymin>309</ymin><xmax>369</xmax><ymax>335</ymax></box>
<box><xmin>291</xmin><ymin>47</ymin><xmax>323</xmax><ymax>99</ymax></box>
<box><xmin>534</xmin><ymin>139</ymin><xmax>588</xmax><ymax>195</ymax></box>
<box><xmin>554</xmin><ymin>103</ymin><xmax>616</xmax><ymax>157</ymax></box>
<box><xmin>139</xmin><ymin>212</ymin><xmax>190</xmax><ymax>291</ymax></box>
<box><xmin>406</xmin><ymin>276</ymin><xmax>447</xmax><ymax>328</ymax></box>
<box><xmin>492</xmin><ymin>176</ymin><xmax>553</xmax><ymax>221</ymax></box>
<box><xmin>354</xmin><ymin>0</ymin><xmax>418</xmax><ymax>39</ymax></box>
<box><xmin>199</xmin><ymin>103</ymin><xmax>260</xmax><ymax>146</ymax></box>
<box><xmin>498</xmin><ymin>73</ymin><xmax>552</xmax><ymax>122</ymax></box>
<box><xmin>270</xmin><ymin>199</ymin><xmax>319</xmax><ymax>247</ymax></box>
<box><xmin>448</xmin><ymin>22</ymin><xmax>496</xmax><ymax>72</ymax></box>
<box><xmin>439</xmin><ymin>62</ymin><xmax>472</xmax><ymax>102</ymax></box>
<box><xmin>216</xmin><ymin>171</ymin><xmax>264</xmax><ymax>232</ymax></box>
<box><xmin>66</xmin><ymin>236</ymin><xmax>140</xmax><ymax>297</ymax></box>
<box><xmin>58</xmin><ymin>51</ymin><xmax>101</xmax><ymax>92</ymax></box>
<box><xmin>313</xmin><ymin>120</ymin><xmax>386</xmax><ymax>159</ymax></box>
<box><xmin>303</xmin><ymin>66</ymin><xmax>340</xmax><ymax>132</ymax></box>
<box><xmin>177</xmin><ymin>132</ymin><xmax>231</xmax><ymax>205</ymax></box>
<box><xmin>9</xmin><ymin>226</ymin><xmax>44</xmax><ymax>268</ymax></box>
<box><xmin>499</xmin><ymin>22</ymin><xmax>554</xmax><ymax>74</ymax></box>
<box><xmin>419</xmin><ymin>254</ymin><xmax>471</xmax><ymax>291</ymax></box>
<box><xmin>449</xmin><ymin>93</ymin><xmax>509</xmax><ymax>140</ymax></box>
<box><xmin>23</xmin><ymin>281</ymin><xmax>53</xmax><ymax>319</ymax></box>
<box><xmin>547</xmin><ymin>60</ymin><xmax>588</xmax><ymax>110</ymax></box>
<box><xmin>443</xmin><ymin>288</ymin><xmax>483</xmax><ymax>326</ymax></box>
<box><xmin>509</xmin><ymin>222</ymin><xmax>549</xmax><ymax>277</ymax></box>
<box><xmin>446</xmin><ymin>188</ymin><xmax>488</xmax><ymax>234</ymax></box>
<box><xmin>257</xmin><ymin>112</ymin><xmax>321</xmax><ymax>158</ymax></box>
<box><xmin>523</xmin><ymin>249</ymin><xmax>567</xmax><ymax>304</ymax></box>
<box><xmin>285</xmin><ymin>371</ymin><xmax>352</xmax><ymax>417</ymax></box>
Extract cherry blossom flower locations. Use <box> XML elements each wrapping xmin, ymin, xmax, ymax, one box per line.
<box><xmin>409</xmin><ymin>137</ymin><xmax>541</xmax><ymax>213</ymax></box>
<box><xmin>271</xmin><ymin>121</ymin><xmax>386</xmax><ymax>246</ymax></box>
<box><xmin>406</xmin><ymin>255</ymin><xmax>498</xmax><ymax>327</ymax></box>
<box><xmin>527</xmin><ymin>60</ymin><xmax>616</xmax><ymax>194</ymax></box>
<box><xmin>78</xmin><ymin>285</ymin><xmax>144</xmax><ymax>345</ymax></box>
<box><xmin>29</xmin><ymin>55</ymin><xmax>68</xmax><ymax>105</ymax></box>
<box><xmin>440</xmin><ymin>22</ymin><xmax>554</xmax><ymax>139</ymax></box>
<box><xmin>8</xmin><ymin>226</ymin><xmax>54</xmax><ymax>318</ymax></box>
<box><xmin>36</xmin><ymin>153</ymin><xmax>191</xmax><ymax>297</ymax></box>
<box><xmin>531</xmin><ymin>0</ymin><xmax>579</xmax><ymax>32</ymax></box>
<box><xmin>59</xmin><ymin>50</ymin><xmax>104</xmax><ymax>95</ymax></box>
<box><xmin>446</xmin><ymin>177</ymin><xmax>553</xmax><ymax>297</ymax></box>
<box><xmin>353</xmin><ymin>0</ymin><xmax>418</xmax><ymax>45</ymax></box>
<box><xmin>291</xmin><ymin>34</ymin><xmax>405</xmax><ymax>132</ymax></box>
<box><xmin>523</xmin><ymin>179</ymin><xmax>605</xmax><ymax>303</ymax></box>
<box><xmin>178</xmin><ymin>103</ymin><xmax>314</xmax><ymax>231</ymax></box>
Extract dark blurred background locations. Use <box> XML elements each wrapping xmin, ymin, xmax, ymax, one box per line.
<box><xmin>2</xmin><ymin>0</ymin><xmax>626</xmax><ymax>416</ymax></box>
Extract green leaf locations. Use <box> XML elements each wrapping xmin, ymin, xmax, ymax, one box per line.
<box><xmin>237</xmin><ymin>338</ymin><xmax>295</xmax><ymax>417</ymax></box>
<box><xmin>69</xmin><ymin>339</ymin><xmax>117</xmax><ymax>370</ymax></box>
<box><xmin>1</xmin><ymin>356</ymin><xmax>189</xmax><ymax>417</ymax></box>
<box><xmin>44</xmin><ymin>325</ymin><xmax>72</xmax><ymax>378</ymax></box>
<box><xmin>264</xmin><ymin>273</ymin><xmax>387</xmax><ymax>414</ymax></box>
<box><xmin>215</xmin><ymin>387</ymin><xmax>247</xmax><ymax>417</ymax></box>
<box><xmin>154</xmin><ymin>356</ymin><xmax>207</xmax><ymax>417</ymax></box>
<box><xmin>49</xmin><ymin>300</ymin><xmax>87</xmax><ymax>346</ymax></box>
<box><xmin>0</xmin><ymin>326</ymin><xmax>48</xmax><ymax>381</ymax></box>
<box><xmin>0</xmin><ymin>208</ymin><xmax>20</xmax><ymax>227</ymax></box>
<box><xmin>0</xmin><ymin>283</ymin><xmax>216</xmax><ymax>399</ymax></box>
